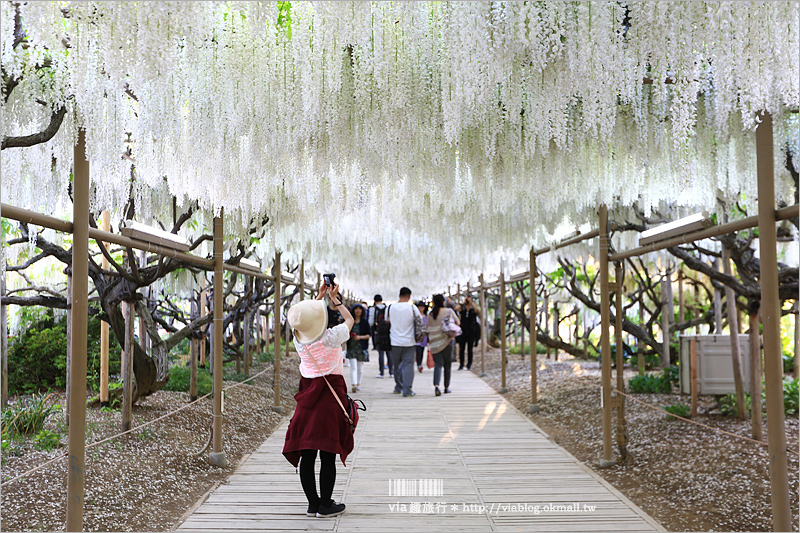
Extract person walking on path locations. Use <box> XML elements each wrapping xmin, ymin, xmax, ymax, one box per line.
<box><xmin>427</xmin><ymin>294</ymin><xmax>460</xmax><ymax>396</ymax></box>
<box><xmin>283</xmin><ymin>282</ymin><xmax>353</xmax><ymax>518</ymax></box>
<box><xmin>415</xmin><ymin>301</ymin><xmax>429</xmax><ymax>372</ymax></box>
<box><xmin>346</xmin><ymin>304</ymin><xmax>371</xmax><ymax>392</ymax></box>
<box><xmin>457</xmin><ymin>296</ymin><xmax>479</xmax><ymax>371</ymax></box>
<box><xmin>388</xmin><ymin>287</ymin><xmax>423</xmax><ymax>397</ymax></box>
<box><xmin>369</xmin><ymin>295</ymin><xmax>392</xmax><ymax>378</ymax></box>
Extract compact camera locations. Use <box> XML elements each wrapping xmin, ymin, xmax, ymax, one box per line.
<box><xmin>323</xmin><ymin>273</ymin><xmax>336</xmax><ymax>287</ymax></box>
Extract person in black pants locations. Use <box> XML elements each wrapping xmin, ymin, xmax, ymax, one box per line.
<box><xmin>457</xmin><ymin>297</ymin><xmax>479</xmax><ymax>370</ymax></box>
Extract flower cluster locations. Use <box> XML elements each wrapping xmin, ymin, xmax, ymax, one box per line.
<box><xmin>1</xmin><ymin>2</ymin><xmax>797</xmax><ymax>296</ymax></box>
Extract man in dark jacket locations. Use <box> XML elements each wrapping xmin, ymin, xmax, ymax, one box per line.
<box><xmin>369</xmin><ymin>295</ymin><xmax>391</xmax><ymax>377</ymax></box>
<box><xmin>457</xmin><ymin>297</ymin><xmax>479</xmax><ymax>370</ymax></box>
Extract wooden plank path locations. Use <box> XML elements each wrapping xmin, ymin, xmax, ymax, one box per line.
<box><xmin>178</xmin><ymin>365</ymin><xmax>663</xmax><ymax>532</ymax></box>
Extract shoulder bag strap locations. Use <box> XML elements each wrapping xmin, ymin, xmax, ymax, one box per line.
<box><xmin>299</xmin><ymin>342</ymin><xmax>353</xmax><ymax>425</ymax></box>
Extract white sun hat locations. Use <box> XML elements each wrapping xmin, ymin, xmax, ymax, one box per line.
<box><xmin>287</xmin><ymin>299</ymin><xmax>328</xmax><ymax>345</ymax></box>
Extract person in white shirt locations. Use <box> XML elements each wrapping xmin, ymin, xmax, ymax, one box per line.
<box><xmin>387</xmin><ymin>287</ymin><xmax>423</xmax><ymax>397</ymax></box>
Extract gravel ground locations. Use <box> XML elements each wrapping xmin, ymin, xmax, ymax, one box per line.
<box><xmin>1</xmin><ymin>356</ymin><xmax>301</xmax><ymax>532</ymax></box>
<box><xmin>476</xmin><ymin>346</ymin><xmax>799</xmax><ymax>532</ymax></box>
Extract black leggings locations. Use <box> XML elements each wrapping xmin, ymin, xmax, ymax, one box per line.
<box><xmin>299</xmin><ymin>449</ymin><xmax>336</xmax><ymax>508</ymax></box>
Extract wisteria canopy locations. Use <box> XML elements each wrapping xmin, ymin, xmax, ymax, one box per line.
<box><xmin>1</xmin><ymin>1</ymin><xmax>798</xmax><ymax>297</ymax></box>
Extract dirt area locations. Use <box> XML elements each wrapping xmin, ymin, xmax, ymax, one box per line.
<box><xmin>476</xmin><ymin>345</ymin><xmax>799</xmax><ymax>533</ymax></box>
<box><xmin>1</xmin><ymin>356</ymin><xmax>302</xmax><ymax>532</ymax></box>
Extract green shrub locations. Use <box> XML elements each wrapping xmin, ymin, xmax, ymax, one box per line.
<box><xmin>257</xmin><ymin>351</ymin><xmax>274</xmax><ymax>363</ymax></box>
<box><xmin>629</xmin><ymin>373</ymin><xmax>671</xmax><ymax>394</ymax></box>
<box><xmin>663</xmin><ymin>403</ymin><xmax>691</xmax><ymax>418</ymax></box>
<box><xmin>162</xmin><ymin>364</ymin><xmax>212</xmax><ymax>396</ymax></box>
<box><xmin>719</xmin><ymin>379</ymin><xmax>797</xmax><ymax>417</ymax></box>
<box><xmin>720</xmin><ymin>392</ymin><xmax>752</xmax><ymax>417</ymax></box>
<box><xmin>1</xmin><ymin>393</ymin><xmax>61</xmax><ymax>436</ymax></box>
<box><xmin>509</xmin><ymin>343</ymin><xmax>548</xmax><ymax>355</ymax></box>
<box><xmin>7</xmin><ymin>311</ymin><xmax>121</xmax><ymax>394</ymax></box>
<box><xmin>32</xmin><ymin>429</ymin><xmax>62</xmax><ymax>452</ymax></box>
<box><xmin>662</xmin><ymin>365</ymin><xmax>680</xmax><ymax>386</ymax></box>
<box><xmin>783</xmin><ymin>353</ymin><xmax>795</xmax><ymax>375</ymax></box>
<box><xmin>629</xmin><ymin>349</ymin><xmax>657</xmax><ymax>369</ymax></box>
<box><xmin>784</xmin><ymin>378</ymin><xmax>799</xmax><ymax>416</ymax></box>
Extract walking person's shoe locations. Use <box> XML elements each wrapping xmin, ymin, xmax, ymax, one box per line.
<box><xmin>435</xmin><ymin>386</ymin><xmax>441</xmax><ymax>396</ymax></box>
<box><xmin>306</xmin><ymin>505</ymin><xmax>319</xmax><ymax>517</ymax></box>
<box><xmin>418</xmin><ymin>365</ymin><xmax>423</xmax><ymax>373</ymax></box>
<box><xmin>457</xmin><ymin>366</ymin><xmax>464</xmax><ymax>370</ymax></box>
<box><xmin>317</xmin><ymin>501</ymin><xmax>346</xmax><ymax>518</ymax></box>
<box><xmin>444</xmin><ymin>388</ymin><xmax>452</xmax><ymax>394</ymax></box>
<box><xmin>376</xmin><ymin>374</ymin><xmax>385</xmax><ymax>378</ymax></box>
<box><xmin>352</xmin><ymin>385</ymin><xmax>358</xmax><ymax>393</ymax></box>
<box><xmin>403</xmin><ymin>392</ymin><xmax>417</xmax><ymax>397</ymax></box>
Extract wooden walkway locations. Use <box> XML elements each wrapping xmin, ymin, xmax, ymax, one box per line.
<box><xmin>178</xmin><ymin>364</ymin><xmax>663</xmax><ymax>532</ymax></box>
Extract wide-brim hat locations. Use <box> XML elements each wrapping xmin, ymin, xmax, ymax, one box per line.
<box><xmin>287</xmin><ymin>300</ymin><xmax>328</xmax><ymax>345</ymax></box>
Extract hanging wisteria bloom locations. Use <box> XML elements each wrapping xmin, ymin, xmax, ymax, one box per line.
<box><xmin>1</xmin><ymin>1</ymin><xmax>798</xmax><ymax>294</ymax></box>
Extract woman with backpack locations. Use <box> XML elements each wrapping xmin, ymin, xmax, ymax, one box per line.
<box><xmin>346</xmin><ymin>304</ymin><xmax>371</xmax><ymax>392</ymax></box>
<box><xmin>283</xmin><ymin>281</ymin><xmax>353</xmax><ymax>518</ymax></box>
<box><xmin>426</xmin><ymin>294</ymin><xmax>460</xmax><ymax>396</ymax></box>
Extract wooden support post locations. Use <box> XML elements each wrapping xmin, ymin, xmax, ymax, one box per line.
<box><xmin>66</xmin><ymin>129</ymin><xmax>89</xmax><ymax>532</ymax></box>
<box><xmin>678</xmin><ymin>268</ymin><xmax>685</xmax><ymax>325</ymax></box>
<box><xmin>99</xmin><ymin>211</ymin><xmax>110</xmax><ymax>405</ymax></box>
<box><xmin>65</xmin><ymin>267</ymin><xmax>72</xmax><ymax>425</ymax></box>
<box><xmin>553</xmin><ymin>304</ymin><xmax>559</xmax><ymax>362</ymax></box>
<box><xmin>614</xmin><ymin>262</ymin><xmax>627</xmax><ymax>458</ymax></box>
<box><xmin>244</xmin><ymin>277</ymin><xmax>252</xmax><ymax>378</ymax></box>
<box><xmin>690</xmin><ymin>338</ymin><xmax>698</xmax><ymax>418</ymax></box>
<box><xmin>756</xmin><ymin>112</ymin><xmax>791</xmax><ymax>532</ymax></box>
<box><xmin>284</xmin><ymin>286</ymin><xmax>290</xmax><ymax>363</ymax></box>
<box><xmin>209</xmin><ymin>212</ymin><xmax>226</xmax><ymax>467</ymax></box>
<box><xmin>713</xmin><ymin>260</ymin><xmax>723</xmax><ymax>333</ymax></box>
<box><xmin>529</xmin><ymin>250</ymin><xmax>539</xmax><ymax>413</ymax></box>
<box><xmin>299</xmin><ymin>260</ymin><xmax>305</xmax><ymax>302</ymax></box>
<box><xmin>122</xmin><ymin>301</ymin><xmax>134</xmax><ymax>431</ymax></box>
<box><xmin>722</xmin><ymin>247</ymin><xmax>746</xmax><ymax>419</ymax></box>
<box><xmin>479</xmin><ymin>274</ymin><xmax>487</xmax><ymax>377</ymax></box>
<box><xmin>190</xmin><ymin>289</ymin><xmax>199</xmax><ymax>401</ymax></box>
<box><xmin>638</xmin><ymin>300</ymin><xmax>645</xmax><ymax>375</ymax></box>
<box><xmin>138</xmin><ymin>251</ymin><xmax>148</xmax><ymax>351</ymax></box>
<box><xmin>794</xmin><ymin>301</ymin><xmax>799</xmax><ymax>379</ymax></box>
<box><xmin>0</xmin><ymin>273</ymin><xmax>7</xmax><ymax>407</ymax></box>
<box><xmin>499</xmin><ymin>267</ymin><xmax>507</xmax><ymax>394</ymax></box>
<box><xmin>749</xmin><ymin>306</ymin><xmax>763</xmax><ymax>441</ymax></box>
<box><xmin>272</xmin><ymin>251</ymin><xmax>284</xmax><ymax>413</ymax></box>
<box><xmin>599</xmin><ymin>204</ymin><xmax>614</xmax><ymax>468</ymax></box>
<box><xmin>660</xmin><ymin>268</ymin><xmax>671</xmax><ymax>368</ymax></box>
<box><xmin>200</xmin><ymin>276</ymin><xmax>207</xmax><ymax>368</ymax></box>
<box><xmin>544</xmin><ymin>293</ymin><xmax>551</xmax><ymax>359</ymax></box>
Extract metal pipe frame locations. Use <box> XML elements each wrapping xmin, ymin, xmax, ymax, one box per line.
<box><xmin>610</xmin><ymin>205</ymin><xmax>798</xmax><ymax>262</ymax></box>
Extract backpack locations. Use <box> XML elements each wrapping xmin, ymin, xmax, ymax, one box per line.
<box><xmin>374</xmin><ymin>305</ymin><xmax>392</xmax><ymax>351</ymax></box>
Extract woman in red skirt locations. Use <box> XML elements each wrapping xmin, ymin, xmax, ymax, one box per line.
<box><xmin>283</xmin><ymin>281</ymin><xmax>354</xmax><ymax>518</ymax></box>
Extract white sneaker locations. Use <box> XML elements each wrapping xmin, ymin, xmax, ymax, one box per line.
<box><xmin>376</xmin><ymin>374</ymin><xmax>385</xmax><ymax>378</ymax></box>
<box><xmin>356</xmin><ymin>386</ymin><xmax>361</xmax><ymax>392</ymax></box>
